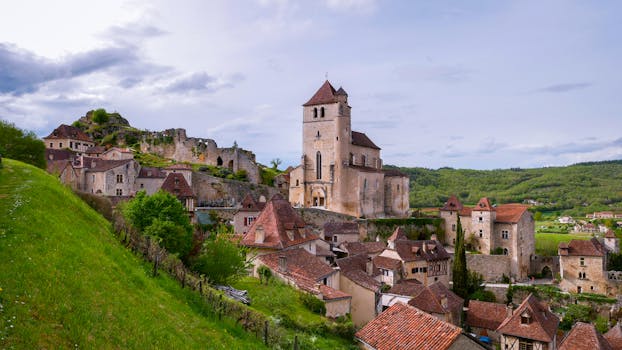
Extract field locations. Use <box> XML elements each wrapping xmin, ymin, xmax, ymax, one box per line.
<box><xmin>0</xmin><ymin>159</ymin><xmax>264</xmax><ymax>349</ymax></box>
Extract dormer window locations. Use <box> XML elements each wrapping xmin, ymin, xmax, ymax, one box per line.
<box><xmin>520</xmin><ymin>312</ymin><xmax>532</xmax><ymax>325</ymax></box>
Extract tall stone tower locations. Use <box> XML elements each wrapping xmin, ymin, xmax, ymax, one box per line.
<box><xmin>471</xmin><ymin>197</ymin><xmax>496</xmax><ymax>253</ymax></box>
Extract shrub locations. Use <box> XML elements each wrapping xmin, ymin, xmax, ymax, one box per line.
<box><xmin>92</xmin><ymin>108</ymin><xmax>109</xmax><ymax>124</ymax></box>
<box><xmin>298</xmin><ymin>292</ymin><xmax>326</xmax><ymax>315</ymax></box>
<box><xmin>0</xmin><ymin>120</ymin><xmax>46</xmax><ymax>169</ymax></box>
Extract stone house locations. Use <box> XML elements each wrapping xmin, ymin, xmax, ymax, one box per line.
<box><xmin>135</xmin><ymin>167</ymin><xmax>167</xmax><ymax>194</ymax></box>
<box><xmin>466</xmin><ymin>300</ymin><xmax>509</xmax><ymax>344</ymax></box>
<box><xmin>43</xmin><ymin>124</ymin><xmax>95</xmax><ymax>155</ymax></box>
<box><xmin>232</xmin><ymin>194</ymin><xmax>266</xmax><ymax>235</ymax></box>
<box><xmin>558</xmin><ymin>238</ymin><xmax>608</xmax><ymax>294</ymax></box>
<box><xmin>440</xmin><ymin>195</ymin><xmax>535</xmax><ymax>280</ymax></box>
<box><xmin>164</xmin><ymin>163</ymin><xmax>192</xmax><ymax>186</ymax></box>
<box><xmin>356</xmin><ymin>302</ymin><xmax>487</xmax><ymax>350</ymax></box>
<box><xmin>559</xmin><ymin>322</ymin><xmax>613</xmax><ymax>350</ymax></box>
<box><xmin>288</xmin><ymin>80</ymin><xmax>409</xmax><ymax>219</ymax></box>
<box><xmin>323</xmin><ymin>221</ymin><xmax>360</xmax><ymax>248</ymax></box>
<box><xmin>497</xmin><ymin>293</ymin><xmax>559</xmax><ymax>350</ymax></box>
<box><xmin>381</xmin><ymin>279</ymin><xmax>463</xmax><ymax>326</ymax></box>
<box><xmin>160</xmin><ymin>173</ymin><xmax>196</xmax><ymax>212</ymax></box>
<box><xmin>101</xmin><ymin>147</ymin><xmax>134</xmax><ymax>160</ymax></box>
<box><xmin>254</xmin><ymin>248</ymin><xmax>351</xmax><ymax>318</ymax></box>
<box><xmin>336</xmin><ymin>254</ymin><xmax>381</xmax><ymax>327</ymax></box>
<box><xmin>81</xmin><ymin>158</ymin><xmax>140</xmax><ymax>197</ymax></box>
<box><xmin>374</xmin><ymin>227</ymin><xmax>450</xmax><ymax>287</ymax></box>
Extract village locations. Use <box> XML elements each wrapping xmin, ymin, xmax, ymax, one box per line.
<box><xmin>39</xmin><ymin>80</ymin><xmax>622</xmax><ymax>350</ymax></box>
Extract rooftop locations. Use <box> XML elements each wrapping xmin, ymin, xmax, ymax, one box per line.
<box><xmin>466</xmin><ymin>300</ymin><xmax>508</xmax><ymax>331</ymax></box>
<box><xmin>496</xmin><ymin>293</ymin><xmax>559</xmax><ymax>343</ymax></box>
<box><xmin>559</xmin><ymin>322</ymin><xmax>612</xmax><ymax>350</ymax></box>
<box><xmin>44</xmin><ymin>124</ymin><xmax>93</xmax><ymax>142</ymax></box>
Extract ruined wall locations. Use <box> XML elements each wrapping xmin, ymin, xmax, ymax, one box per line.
<box><xmin>467</xmin><ymin>254</ymin><xmax>511</xmax><ymax>282</ymax></box>
<box><xmin>140</xmin><ymin>128</ymin><xmax>261</xmax><ymax>183</ymax></box>
<box><xmin>192</xmin><ymin>172</ymin><xmax>280</xmax><ymax>208</ymax></box>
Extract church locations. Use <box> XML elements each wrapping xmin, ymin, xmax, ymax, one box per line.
<box><xmin>288</xmin><ymin>81</ymin><xmax>409</xmax><ymax>218</ymax></box>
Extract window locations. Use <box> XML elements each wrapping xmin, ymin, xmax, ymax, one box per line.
<box><xmin>580</xmin><ymin>257</ymin><xmax>585</xmax><ymax>266</ymax></box>
<box><xmin>579</xmin><ymin>272</ymin><xmax>586</xmax><ymax>279</ymax></box>
<box><xmin>313</xmin><ymin>108</ymin><xmax>318</xmax><ymax>118</ymax></box>
<box><xmin>503</xmin><ymin>248</ymin><xmax>509</xmax><ymax>255</ymax></box>
<box><xmin>70</xmin><ymin>141</ymin><xmax>73</xmax><ymax>148</ymax></box>
<box><xmin>296</xmin><ymin>179</ymin><xmax>299</xmax><ymax>186</ymax></box>
<box><xmin>60</xmin><ymin>142</ymin><xmax>63</xmax><ymax>148</ymax></box>
<box><xmin>412</xmin><ymin>267</ymin><xmax>419</xmax><ymax>273</ymax></box>
<box><xmin>316</xmin><ymin>131</ymin><xmax>320</xmax><ymax>138</ymax></box>
<box><xmin>316</xmin><ymin>152</ymin><xmax>322</xmax><ymax>179</ymax></box>
<box><xmin>519</xmin><ymin>339</ymin><xmax>533</xmax><ymax>350</ymax></box>
<box><xmin>382</xmin><ymin>269</ymin><xmax>389</xmax><ymax>276</ymax></box>
<box><xmin>479</xmin><ymin>229</ymin><xmax>483</xmax><ymax>238</ymax></box>
<box><xmin>322</xmin><ymin>277</ymin><xmax>327</xmax><ymax>285</ymax></box>
<box><xmin>361</xmin><ymin>155</ymin><xmax>367</xmax><ymax>166</ymax></box>
<box><xmin>502</xmin><ymin>230</ymin><xmax>509</xmax><ymax>239</ymax></box>
<box><xmin>451</xmin><ymin>224</ymin><xmax>456</xmax><ymax>232</ymax></box>
<box><xmin>421</xmin><ymin>267</ymin><xmax>427</xmax><ymax>273</ymax></box>
<box><xmin>49</xmin><ymin>142</ymin><xmax>53</xmax><ymax>148</ymax></box>
<box><xmin>478</xmin><ymin>216</ymin><xmax>483</xmax><ymax>222</ymax></box>
<box><xmin>363</xmin><ymin>178</ymin><xmax>367</xmax><ymax>190</ymax></box>
<box><xmin>116</xmin><ymin>189</ymin><xmax>123</xmax><ymax>196</ymax></box>
<box><xmin>140</xmin><ymin>183</ymin><xmax>144</xmax><ymax>188</ymax></box>
<box><xmin>332</xmin><ymin>236</ymin><xmax>338</xmax><ymax>242</ymax></box>
<box><xmin>320</xmin><ymin>107</ymin><xmax>325</xmax><ymax>117</ymax></box>
<box><xmin>116</xmin><ymin>174</ymin><xmax>123</xmax><ymax>183</ymax></box>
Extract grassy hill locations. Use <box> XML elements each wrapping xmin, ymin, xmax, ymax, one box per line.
<box><xmin>389</xmin><ymin>160</ymin><xmax>622</xmax><ymax>215</ymax></box>
<box><xmin>0</xmin><ymin>159</ymin><xmax>265</xmax><ymax>349</ymax></box>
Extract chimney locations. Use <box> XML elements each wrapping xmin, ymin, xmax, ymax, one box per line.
<box><xmin>278</xmin><ymin>256</ymin><xmax>287</xmax><ymax>273</ymax></box>
<box><xmin>366</xmin><ymin>257</ymin><xmax>373</xmax><ymax>276</ymax></box>
<box><xmin>440</xmin><ymin>294</ymin><xmax>448</xmax><ymax>309</ymax></box>
<box><xmin>506</xmin><ymin>304</ymin><xmax>514</xmax><ymax>318</ymax></box>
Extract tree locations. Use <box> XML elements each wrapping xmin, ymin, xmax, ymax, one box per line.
<box><xmin>190</xmin><ymin>234</ymin><xmax>248</xmax><ymax>285</ymax></box>
<box><xmin>92</xmin><ymin>108</ymin><xmax>109</xmax><ymax>124</ymax></box>
<box><xmin>0</xmin><ymin>120</ymin><xmax>46</xmax><ymax>169</ymax></box>
<box><xmin>534</xmin><ymin>211</ymin><xmax>543</xmax><ymax>221</ymax></box>
<box><xmin>270</xmin><ymin>158</ymin><xmax>282</xmax><ymax>170</ymax></box>
<box><xmin>257</xmin><ymin>265</ymin><xmax>272</xmax><ymax>284</ymax></box>
<box><xmin>122</xmin><ymin>190</ymin><xmax>193</xmax><ymax>258</ymax></box>
<box><xmin>452</xmin><ymin>215</ymin><xmax>468</xmax><ymax>299</ymax></box>
<box><xmin>559</xmin><ymin>304</ymin><xmax>593</xmax><ymax>330</ymax></box>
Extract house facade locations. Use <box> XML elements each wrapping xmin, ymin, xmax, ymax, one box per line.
<box><xmin>336</xmin><ymin>254</ymin><xmax>381</xmax><ymax>327</ymax></box>
<box><xmin>288</xmin><ymin>81</ymin><xmax>409</xmax><ymax>218</ymax></box>
<box><xmin>232</xmin><ymin>194</ymin><xmax>266</xmax><ymax>235</ymax></box>
<box><xmin>440</xmin><ymin>195</ymin><xmax>535</xmax><ymax>280</ymax></box>
<box><xmin>43</xmin><ymin>124</ymin><xmax>95</xmax><ymax>154</ymax></box>
<box><xmin>558</xmin><ymin>238</ymin><xmax>609</xmax><ymax>294</ymax></box>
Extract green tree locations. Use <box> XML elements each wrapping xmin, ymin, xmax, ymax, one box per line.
<box><xmin>257</xmin><ymin>265</ymin><xmax>272</xmax><ymax>284</ymax></box>
<box><xmin>122</xmin><ymin>190</ymin><xmax>193</xmax><ymax>258</ymax></box>
<box><xmin>190</xmin><ymin>234</ymin><xmax>248</xmax><ymax>285</ymax></box>
<box><xmin>92</xmin><ymin>108</ymin><xmax>109</xmax><ymax>124</ymax></box>
<box><xmin>0</xmin><ymin>120</ymin><xmax>46</xmax><ymax>169</ymax></box>
<box><xmin>560</xmin><ymin>304</ymin><xmax>593</xmax><ymax>330</ymax></box>
<box><xmin>452</xmin><ymin>215</ymin><xmax>468</xmax><ymax>299</ymax></box>
<box><xmin>534</xmin><ymin>211</ymin><xmax>543</xmax><ymax>221</ymax></box>
<box><xmin>270</xmin><ymin>158</ymin><xmax>282</xmax><ymax>170</ymax></box>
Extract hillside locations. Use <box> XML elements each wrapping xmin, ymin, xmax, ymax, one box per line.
<box><xmin>389</xmin><ymin>160</ymin><xmax>622</xmax><ymax>215</ymax></box>
<box><xmin>0</xmin><ymin>159</ymin><xmax>264</xmax><ymax>349</ymax></box>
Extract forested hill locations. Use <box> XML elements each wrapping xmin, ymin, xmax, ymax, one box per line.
<box><xmin>387</xmin><ymin>160</ymin><xmax>622</xmax><ymax>215</ymax></box>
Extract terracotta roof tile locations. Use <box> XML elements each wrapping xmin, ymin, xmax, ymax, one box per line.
<box><xmin>319</xmin><ymin>284</ymin><xmax>351</xmax><ymax>301</ymax></box>
<box><xmin>559</xmin><ymin>322</ymin><xmax>612</xmax><ymax>350</ymax></box>
<box><xmin>341</xmin><ymin>241</ymin><xmax>386</xmax><ymax>256</ymax></box>
<box><xmin>388</xmin><ymin>279</ymin><xmax>423</xmax><ymax>296</ymax></box>
<box><xmin>241</xmin><ymin>195</ymin><xmax>319</xmax><ymax>250</ymax></box>
<box><xmin>373</xmin><ymin>255</ymin><xmax>402</xmax><ymax>270</ymax></box>
<box><xmin>85</xmin><ymin>146</ymin><xmax>106</xmax><ymax>154</ymax></box>
<box><xmin>46</xmin><ymin>160</ymin><xmax>73</xmax><ymax>174</ymax></box>
<box><xmin>303</xmin><ymin>80</ymin><xmax>338</xmax><ymax>106</ymax></box>
<box><xmin>560</xmin><ymin>238</ymin><xmax>606</xmax><ymax>257</ymax></box>
<box><xmin>160</xmin><ymin>173</ymin><xmax>194</xmax><ymax>199</ymax></box>
<box><xmin>475</xmin><ymin>197</ymin><xmax>494</xmax><ymax>211</ymax></box>
<box><xmin>352</xmin><ymin>131</ymin><xmax>380</xmax><ymax>150</ymax></box>
<box><xmin>83</xmin><ymin>158</ymin><xmax>134</xmax><ymax>172</ymax></box>
<box><xmin>238</xmin><ymin>193</ymin><xmax>266</xmax><ymax>212</ymax></box>
<box><xmin>495</xmin><ymin>204</ymin><xmax>530</xmax><ymax>223</ymax></box>
<box><xmin>466</xmin><ymin>300</ymin><xmax>508</xmax><ymax>331</ymax></box>
<box><xmin>606</xmin><ymin>230</ymin><xmax>617</xmax><ymax>239</ymax></box>
<box><xmin>138</xmin><ymin>167</ymin><xmax>167</xmax><ymax>178</ymax></box>
<box><xmin>392</xmin><ymin>281</ymin><xmax>463</xmax><ymax>316</ymax></box>
<box><xmin>165</xmin><ymin>163</ymin><xmax>193</xmax><ymax>170</ymax></box>
<box><xmin>604</xmin><ymin>323</ymin><xmax>622</xmax><ymax>349</ymax></box>
<box><xmin>44</xmin><ymin>124</ymin><xmax>93</xmax><ymax>142</ymax></box>
<box><xmin>441</xmin><ymin>195</ymin><xmax>463</xmax><ymax>211</ymax></box>
<box><xmin>355</xmin><ymin>302</ymin><xmax>462</xmax><ymax>350</ymax></box>
<box><xmin>258</xmin><ymin>248</ymin><xmax>335</xmax><ymax>286</ymax></box>
<box><xmin>336</xmin><ymin>254</ymin><xmax>381</xmax><ymax>291</ymax></box>
<box><xmin>393</xmin><ymin>239</ymin><xmax>450</xmax><ymax>262</ymax></box>
<box><xmin>388</xmin><ymin>227</ymin><xmax>408</xmax><ymax>242</ymax></box>
<box><xmin>323</xmin><ymin>222</ymin><xmax>359</xmax><ymax>238</ymax></box>
<box><xmin>335</xmin><ymin>87</ymin><xmax>348</xmax><ymax>96</ymax></box>
<box><xmin>496</xmin><ymin>293</ymin><xmax>559</xmax><ymax>343</ymax></box>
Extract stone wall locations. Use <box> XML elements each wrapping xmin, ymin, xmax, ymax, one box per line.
<box><xmin>192</xmin><ymin>172</ymin><xmax>280</xmax><ymax>208</ymax></box>
<box><xmin>467</xmin><ymin>254</ymin><xmax>511</xmax><ymax>283</ymax></box>
<box><xmin>140</xmin><ymin>128</ymin><xmax>261</xmax><ymax>183</ymax></box>
<box><xmin>530</xmin><ymin>255</ymin><xmax>559</xmax><ymax>278</ymax></box>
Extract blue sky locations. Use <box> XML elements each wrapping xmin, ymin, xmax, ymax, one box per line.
<box><xmin>1</xmin><ymin>0</ymin><xmax>621</xmax><ymax>169</ymax></box>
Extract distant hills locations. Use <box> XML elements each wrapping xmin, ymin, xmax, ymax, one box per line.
<box><xmin>387</xmin><ymin>160</ymin><xmax>622</xmax><ymax>215</ymax></box>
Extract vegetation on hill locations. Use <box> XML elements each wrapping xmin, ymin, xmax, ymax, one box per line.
<box><xmin>0</xmin><ymin>120</ymin><xmax>45</xmax><ymax>169</ymax></box>
<box><xmin>388</xmin><ymin>160</ymin><xmax>622</xmax><ymax>215</ymax></box>
<box><xmin>0</xmin><ymin>159</ymin><xmax>265</xmax><ymax>349</ymax></box>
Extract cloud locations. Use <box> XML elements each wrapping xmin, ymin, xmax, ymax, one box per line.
<box><xmin>535</xmin><ymin>82</ymin><xmax>592</xmax><ymax>93</ymax></box>
<box><xmin>511</xmin><ymin>137</ymin><xmax>622</xmax><ymax>157</ymax></box>
<box><xmin>0</xmin><ymin>43</ymin><xmax>139</xmax><ymax>95</ymax></box>
<box><xmin>163</xmin><ymin>72</ymin><xmax>244</xmax><ymax>94</ymax></box>
<box><xmin>324</xmin><ymin>0</ymin><xmax>378</xmax><ymax>14</ymax></box>
<box><xmin>395</xmin><ymin>63</ymin><xmax>472</xmax><ymax>83</ymax></box>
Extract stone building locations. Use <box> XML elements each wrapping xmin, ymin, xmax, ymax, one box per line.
<box><xmin>558</xmin><ymin>238</ymin><xmax>609</xmax><ymax>294</ymax></box>
<box><xmin>43</xmin><ymin>124</ymin><xmax>95</xmax><ymax>155</ymax></box>
<box><xmin>288</xmin><ymin>81</ymin><xmax>409</xmax><ymax>218</ymax></box>
<box><xmin>232</xmin><ymin>194</ymin><xmax>266</xmax><ymax>235</ymax></box>
<box><xmin>440</xmin><ymin>195</ymin><xmax>535</xmax><ymax>280</ymax></box>
<box><xmin>497</xmin><ymin>294</ymin><xmax>559</xmax><ymax>350</ymax></box>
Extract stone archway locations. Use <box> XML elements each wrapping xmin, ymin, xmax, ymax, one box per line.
<box><xmin>541</xmin><ymin>266</ymin><xmax>552</xmax><ymax>278</ymax></box>
<box><xmin>217</xmin><ymin>156</ymin><xmax>223</xmax><ymax>166</ymax></box>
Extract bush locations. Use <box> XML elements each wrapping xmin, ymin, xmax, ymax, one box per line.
<box><xmin>190</xmin><ymin>234</ymin><xmax>248</xmax><ymax>285</ymax></box>
<box><xmin>92</xmin><ymin>108</ymin><xmax>109</xmax><ymax>124</ymax></box>
<box><xmin>298</xmin><ymin>292</ymin><xmax>326</xmax><ymax>315</ymax></box>
<box><xmin>469</xmin><ymin>289</ymin><xmax>496</xmax><ymax>302</ymax></box>
<box><xmin>0</xmin><ymin>120</ymin><xmax>46</xmax><ymax>169</ymax></box>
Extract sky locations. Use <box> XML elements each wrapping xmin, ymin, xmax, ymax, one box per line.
<box><xmin>1</xmin><ymin>0</ymin><xmax>621</xmax><ymax>170</ymax></box>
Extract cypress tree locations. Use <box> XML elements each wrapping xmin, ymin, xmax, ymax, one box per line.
<box><xmin>452</xmin><ymin>215</ymin><xmax>468</xmax><ymax>299</ymax></box>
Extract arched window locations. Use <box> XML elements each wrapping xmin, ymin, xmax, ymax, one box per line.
<box><xmin>316</xmin><ymin>131</ymin><xmax>320</xmax><ymax>138</ymax></box>
<box><xmin>217</xmin><ymin>156</ymin><xmax>223</xmax><ymax>166</ymax></box>
<box><xmin>313</xmin><ymin>108</ymin><xmax>318</xmax><ymax>118</ymax></box>
<box><xmin>316</xmin><ymin>151</ymin><xmax>322</xmax><ymax>179</ymax></box>
<box><xmin>503</xmin><ymin>248</ymin><xmax>509</xmax><ymax>255</ymax></box>
<box><xmin>320</xmin><ymin>107</ymin><xmax>325</xmax><ymax>117</ymax></box>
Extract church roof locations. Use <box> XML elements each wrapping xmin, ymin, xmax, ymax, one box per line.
<box><xmin>352</xmin><ymin>131</ymin><xmax>380</xmax><ymax>150</ymax></box>
<box><xmin>303</xmin><ymin>80</ymin><xmax>338</xmax><ymax>106</ymax></box>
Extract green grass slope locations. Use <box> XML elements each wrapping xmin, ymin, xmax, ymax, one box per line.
<box><xmin>391</xmin><ymin>160</ymin><xmax>622</xmax><ymax>215</ymax></box>
<box><xmin>0</xmin><ymin>159</ymin><xmax>265</xmax><ymax>349</ymax></box>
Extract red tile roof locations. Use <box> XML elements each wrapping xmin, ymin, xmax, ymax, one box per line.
<box><xmin>393</xmin><ymin>240</ymin><xmax>450</xmax><ymax>262</ymax></box>
<box><xmin>496</xmin><ymin>294</ymin><xmax>559</xmax><ymax>343</ymax></box>
<box><xmin>352</xmin><ymin>131</ymin><xmax>380</xmax><ymax>150</ymax></box>
<box><xmin>44</xmin><ymin>124</ymin><xmax>93</xmax><ymax>142</ymax></box>
<box><xmin>323</xmin><ymin>222</ymin><xmax>359</xmax><ymax>238</ymax></box>
<box><xmin>441</xmin><ymin>195</ymin><xmax>463</xmax><ymax>211</ymax></box>
<box><xmin>559</xmin><ymin>322</ymin><xmax>612</xmax><ymax>350</ymax></box>
<box><xmin>85</xmin><ymin>146</ymin><xmax>106</xmax><ymax>154</ymax></box>
<box><xmin>83</xmin><ymin>158</ymin><xmax>134</xmax><ymax>172</ymax></box>
<box><xmin>387</xmin><ymin>279</ymin><xmax>423</xmax><ymax>296</ymax></box>
<box><xmin>238</xmin><ymin>193</ymin><xmax>266</xmax><ymax>212</ymax></box>
<box><xmin>390</xmin><ymin>281</ymin><xmax>463</xmax><ymax>316</ymax></box>
<box><xmin>241</xmin><ymin>194</ymin><xmax>319</xmax><ymax>250</ymax></box>
<box><xmin>303</xmin><ymin>80</ymin><xmax>338</xmax><ymax>106</ymax></box>
<box><xmin>160</xmin><ymin>173</ymin><xmax>194</xmax><ymax>199</ymax></box>
<box><xmin>604</xmin><ymin>323</ymin><xmax>622</xmax><ymax>349</ymax></box>
<box><xmin>342</xmin><ymin>241</ymin><xmax>386</xmax><ymax>256</ymax></box>
<box><xmin>466</xmin><ymin>300</ymin><xmax>508</xmax><ymax>331</ymax></box>
<box><xmin>258</xmin><ymin>248</ymin><xmax>336</xmax><ymax>291</ymax></box>
<box><xmin>495</xmin><ymin>204</ymin><xmax>530</xmax><ymax>223</ymax></box>
<box><xmin>606</xmin><ymin>229</ymin><xmax>617</xmax><ymax>239</ymax></box>
<box><xmin>336</xmin><ymin>254</ymin><xmax>381</xmax><ymax>291</ymax></box>
<box><xmin>560</xmin><ymin>238</ymin><xmax>606</xmax><ymax>257</ymax></box>
<box><xmin>319</xmin><ymin>284</ymin><xmax>351</xmax><ymax>301</ymax></box>
<box><xmin>46</xmin><ymin>160</ymin><xmax>73</xmax><ymax>175</ymax></box>
<box><xmin>388</xmin><ymin>227</ymin><xmax>408</xmax><ymax>242</ymax></box>
<box><xmin>355</xmin><ymin>302</ymin><xmax>462</xmax><ymax>350</ymax></box>
<box><xmin>373</xmin><ymin>255</ymin><xmax>402</xmax><ymax>270</ymax></box>
<box><xmin>138</xmin><ymin>166</ymin><xmax>167</xmax><ymax>178</ymax></box>
<box><xmin>475</xmin><ymin>197</ymin><xmax>494</xmax><ymax>211</ymax></box>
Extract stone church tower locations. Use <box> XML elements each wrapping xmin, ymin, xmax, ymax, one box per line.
<box><xmin>288</xmin><ymin>81</ymin><xmax>409</xmax><ymax>218</ymax></box>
